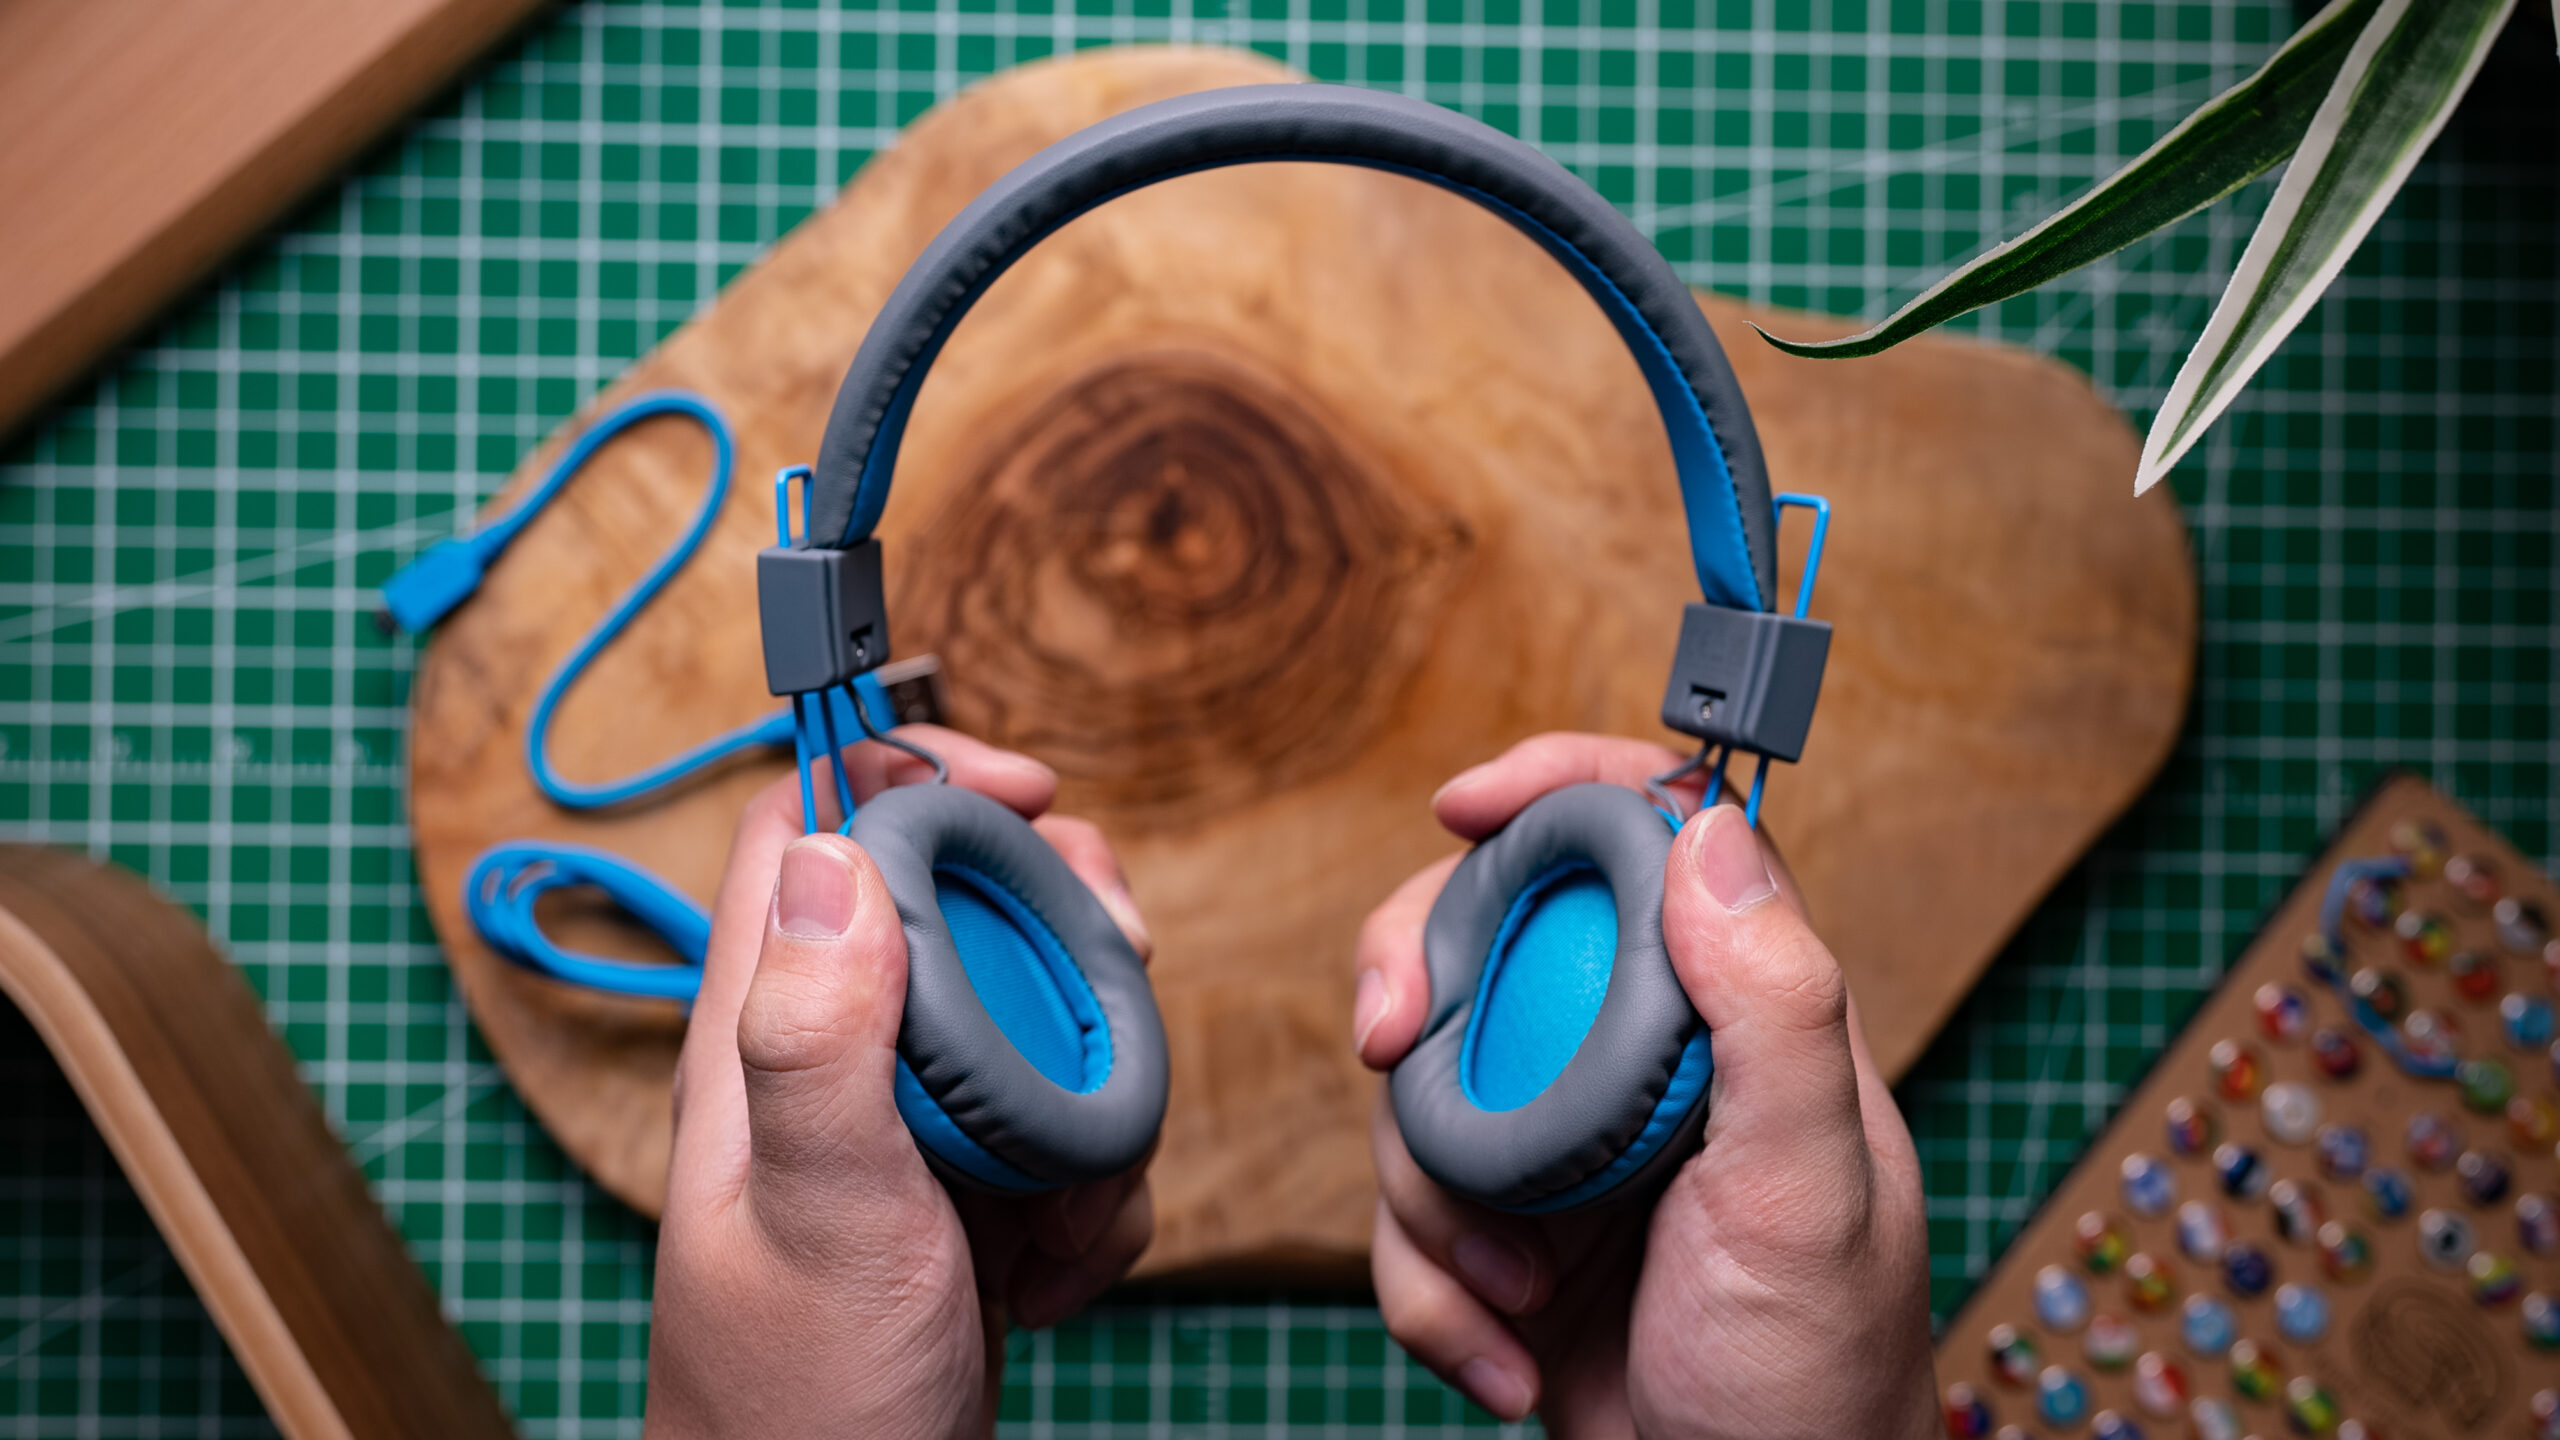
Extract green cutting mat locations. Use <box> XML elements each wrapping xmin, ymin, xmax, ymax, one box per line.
<box><xmin>0</xmin><ymin>0</ymin><xmax>2551</xmax><ymax>1434</ymax></box>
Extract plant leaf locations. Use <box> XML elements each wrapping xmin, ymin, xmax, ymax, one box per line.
<box><xmin>2135</xmin><ymin>0</ymin><xmax>2517</xmax><ymax>492</ymax></box>
<box><xmin>1756</xmin><ymin>0</ymin><xmax>2384</xmax><ymax>359</ymax></box>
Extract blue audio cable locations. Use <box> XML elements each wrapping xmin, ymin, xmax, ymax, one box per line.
<box><xmin>383</xmin><ymin>391</ymin><xmax>901</xmax><ymax>1003</ymax></box>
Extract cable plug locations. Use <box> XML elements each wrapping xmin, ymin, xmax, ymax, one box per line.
<box><xmin>378</xmin><ymin>536</ymin><xmax>488</xmax><ymax>634</ymax></box>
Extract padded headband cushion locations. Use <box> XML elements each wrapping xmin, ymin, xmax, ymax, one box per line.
<box><xmin>808</xmin><ymin>82</ymin><xmax>1777</xmax><ymax>614</ymax></box>
<box><xmin>849</xmin><ymin>784</ymin><xmax>1168</xmax><ymax>1190</ymax></box>
<box><xmin>1390</xmin><ymin>783</ymin><xmax>1713</xmax><ymax>1212</ymax></box>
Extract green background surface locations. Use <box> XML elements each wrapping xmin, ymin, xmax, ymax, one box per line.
<box><xmin>0</xmin><ymin>0</ymin><xmax>2552</xmax><ymax>1434</ymax></box>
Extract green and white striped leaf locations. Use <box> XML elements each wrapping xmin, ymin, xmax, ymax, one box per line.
<box><xmin>1755</xmin><ymin>0</ymin><xmax>2385</xmax><ymax>361</ymax></box>
<box><xmin>2135</xmin><ymin>0</ymin><xmax>2517</xmax><ymax>492</ymax></box>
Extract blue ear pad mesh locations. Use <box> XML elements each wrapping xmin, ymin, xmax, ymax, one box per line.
<box><xmin>1389</xmin><ymin>783</ymin><xmax>1713</xmax><ymax>1213</ymax></box>
<box><xmin>847</xmin><ymin>785</ymin><xmax>1167</xmax><ymax>1191</ymax></box>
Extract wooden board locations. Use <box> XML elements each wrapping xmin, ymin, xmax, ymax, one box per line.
<box><xmin>1932</xmin><ymin>774</ymin><xmax>2560</xmax><ymax>1439</ymax></box>
<box><xmin>405</xmin><ymin>46</ymin><xmax>2197</xmax><ymax>1279</ymax></box>
<box><xmin>0</xmin><ymin>0</ymin><xmax>552</xmax><ymax>438</ymax></box>
<box><xmin>0</xmin><ymin>846</ymin><xmax>516</xmax><ymax>1440</ymax></box>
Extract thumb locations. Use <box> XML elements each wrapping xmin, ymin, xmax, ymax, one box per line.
<box><xmin>1661</xmin><ymin>805</ymin><xmax>1864</xmax><ymax>1167</ymax></box>
<box><xmin>736</xmin><ymin>834</ymin><xmax>915</xmax><ymax>1207</ymax></box>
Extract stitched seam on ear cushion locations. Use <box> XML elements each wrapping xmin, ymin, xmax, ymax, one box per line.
<box><xmin>932</xmin><ymin>858</ymin><xmax>1113</xmax><ymax>1093</ymax></box>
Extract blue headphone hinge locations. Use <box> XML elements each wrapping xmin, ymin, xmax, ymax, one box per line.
<box><xmin>756</xmin><ymin>538</ymin><xmax>891</xmax><ymax>695</ymax></box>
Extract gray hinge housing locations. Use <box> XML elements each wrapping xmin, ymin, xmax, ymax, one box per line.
<box><xmin>758</xmin><ymin>540</ymin><xmax>889</xmax><ymax>695</ymax></box>
<box><xmin>1658</xmin><ymin>603</ymin><xmax>1831</xmax><ymax>763</ymax></box>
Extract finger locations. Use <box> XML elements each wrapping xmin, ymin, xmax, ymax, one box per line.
<box><xmin>666</xmin><ymin>770</ymin><xmax>810</xmax><ymax>1207</ymax></box>
<box><xmin>1352</xmin><ymin>854</ymin><xmax>1460</xmax><ymax>1070</ymax></box>
<box><xmin>1370</xmin><ymin>1093</ymin><xmax>1555</xmax><ymax>1317</ymax></box>
<box><xmin>1032</xmin><ymin>814</ymin><xmax>1152</xmax><ymax>963</ymax></box>
<box><xmin>734</xmin><ymin>834</ymin><xmax>916</xmax><ymax>1217</ymax></box>
<box><xmin>1660</xmin><ymin>805</ymin><xmax>1864</xmax><ymax>1169</ymax></box>
<box><xmin>1372</xmin><ymin>1198</ymin><xmax>1540</xmax><ymax>1422</ymax></box>
<box><xmin>1008</xmin><ymin>1177</ymin><xmax>1154</xmax><ymax>1330</ymax></box>
<box><xmin>1432</xmin><ymin>732</ymin><xmax>1697</xmax><ymax>840</ymax></box>
<box><xmin>829</xmin><ymin>723</ymin><xmax>1058</xmax><ymax>818</ymax></box>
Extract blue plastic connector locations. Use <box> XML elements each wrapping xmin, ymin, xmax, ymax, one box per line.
<box><xmin>379</xmin><ymin>536</ymin><xmax>489</xmax><ymax>633</ymax></box>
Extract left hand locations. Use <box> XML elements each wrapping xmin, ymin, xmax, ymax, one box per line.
<box><xmin>645</xmin><ymin>727</ymin><xmax>1157</xmax><ymax>1440</ymax></box>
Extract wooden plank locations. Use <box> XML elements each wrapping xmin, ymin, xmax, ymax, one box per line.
<box><xmin>405</xmin><ymin>46</ymin><xmax>2197</xmax><ymax>1278</ymax></box>
<box><xmin>0</xmin><ymin>0</ymin><xmax>552</xmax><ymax>437</ymax></box>
<box><xmin>0</xmin><ymin>846</ymin><xmax>516</xmax><ymax>1440</ymax></box>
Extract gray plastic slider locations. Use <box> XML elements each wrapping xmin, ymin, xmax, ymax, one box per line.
<box><xmin>1658</xmin><ymin>602</ymin><xmax>1830</xmax><ymax>763</ymax></box>
<box><xmin>757</xmin><ymin>539</ymin><xmax>890</xmax><ymax>695</ymax></box>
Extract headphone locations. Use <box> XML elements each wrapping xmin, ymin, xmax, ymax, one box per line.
<box><xmin>760</xmin><ymin>83</ymin><xmax>1834</xmax><ymax>1210</ymax></box>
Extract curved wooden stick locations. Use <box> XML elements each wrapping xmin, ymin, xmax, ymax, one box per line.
<box><xmin>0</xmin><ymin>846</ymin><xmax>514</xmax><ymax>1440</ymax></box>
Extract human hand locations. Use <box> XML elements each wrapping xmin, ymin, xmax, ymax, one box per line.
<box><xmin>646</xmin><ymin>726</ymin><xmax>1156</xmax><ymax>1440</ymax></box>
<box><xmin>1352</xmin><ymin>733</ymin><xmax>1936</xmax><ymax>1439</ymax></box>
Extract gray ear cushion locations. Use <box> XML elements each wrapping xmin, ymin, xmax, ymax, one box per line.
<box><xmin>807</xmin><ymin>82</ymin><xmax>1775</xmax><ymax>612</ymax></box>
<box><xmin>1389</xmin><ymin>783</ymin><xmax>1707</xmax><ymax>1211</ymax></box>
<box><xmin>848</xmin><ymin>784</ymin><xmax>1168</xmax><ymax>1187</ymax></box>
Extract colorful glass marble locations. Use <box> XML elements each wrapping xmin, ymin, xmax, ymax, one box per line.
<box><xmin>2469</xmin><ymin>1250</ymin><xmax>2521</xmax><ymax>1306</ymax></box>
<box><xmin>2082</xmin><ymin>1313</ymin><xmax>2137</xmax><ymax>1371</ymax></box>
<box><xmin>2120</xmin><ymin>1152</ymin><xmax>2176</xmax><ymax>1218</ymax></box>
<box><xmin>2284</xmin><ymin>1376</ymin><xmax>2340</xmax><ymax>1436</ymax></box>
<box><xmin>2269</xmin><ymin>1179</ymin><xmax>2324</xmax><ymax>1243</ymax></box>
<box><xmin>2406</xmin><ymin>1111</ymin><xmax>2460</xmax><ymax>1171</ymax></box>
<box><xmin>2401</xmin><ymin>1007</ymin><xmax>2462</xmax><ymax>1068</ymax></box>
<box><xmin>2419</xmin><ymin>1208</ymin><xmax>2477</xmax><ymax>1269</ymax></box>
<box><xmin>2364</xmin><ymin>1166</ymin><xmax>2414</xmax><ymax>1221</ymax></box>
<box><xmin>2208</xmin><ymin>1038</ymin><xmax>2264</xmax><ymax>1101</ymax></box>
<box><xmin>2457</xmin><ymin>1056</ymin><xmax>2514</xmax><ymax>1114</ymax></box>
<box><xmin>2174</xmin><ymin>1201</ymin><xmax>2230</xmax><ymax>1263</ymax></box>
<box><xmin>1993</xmin><ymin>1429</ymin><xmax>2029</xmax><ymax>1440</ymax></box>
<box><xmin>2273</xmin><ymin>1282</ymin><xmax>2329</xmax><ymax>1344</ymax></box>
<box><xmin>2188</xmin><ymin>1396</ymin><xmax>2242</xmax><ymax>1440</ymax></box>
<box><xmin>2510</xmin><ymin>1093</ymin><xmax>2560</xmax><ymax>1149</ymax></box>
<box><xmin>2212</xmin><ymin>1142</ymin><xmax>2268</xmax><ymax>1201</ymax></box>
<box><xmin>2309</xmin><ymin>1025</ymin><xmax>2362</xmax><ymax>1080</ymax></box>
<box><xmin>2349</xmin><ymin>967</ymin><xmax>2407</xmax><ymax>1022</ymax></box>
<box><xmin>2254</xmin><ymin>982</ymin><xmax>2310</xmax><ymax>1043</ymax></box>
<box><xmin>2130</xmin><ymin>1352</ymin><xmax>2187</xmax><ymax>1420</ymax></box>
<box><xmin>2177</xmin><ymin>1294</ymin><xmax>2235</xmax><ymax>1357</ymax></box>
<box><xmin>2162</xmin><ymin>1097</ymin><xmax>2217</xmax><ymax>1158</ymax></box>
<box><xmin>2036</xmin><ymin>1366</ymin><xmax>2090</xmax><ymax>1428</ymax></box>
<box><xmin>2220</xmin><ymin>1241</ymin><xmax>2273</xmax><ymax>1298</ymax></box>
<box><xmin>2033</xmin><ymin>1264</ymin><xmax>2091</xmax><ymax>1331</ymax></box>
<box><xmin>2347</xmin><ymin>871</ymin><xmax>2408</xmax><ymax>927</ymax></box>
<box><xmin>2518</xmin><ymin>1193</ymin><xmax>2559</xmax><ymax>1255</ymax></box>
<box><xmin>2450</xmin><ymin>950</ymin><xmax>2500</xmax><ymax>1003</ymax></box>
<box><xmin>2456</xmin><ymin>1148</ymin><xmax>2511</xmax><ymax>1206</ymax></box>
<box><xmin>2315</xmin><ymin>1123</ymin><xmax>2369</xmax><ymax>1181</ymax></box>
<box><xmin>2318</xmin><ymin>1221</ymin><xmax>2374</xmax><ymax>1282</ymax></box>
<box><xmin>2226</xmin><ymin>1339</ymin><xmax>2281</xmax><ymax>1401</ymax></box>
<box><xmin>2396</xmin><ymin>909</ymin><xmax>2456</xmax><ymax>968</ymax></box>
<box><xmin>1943</xmin><ymin>1381</ymin><xmax>1994</xmax><ymax>1438</ymax></box>
<box><xmin>2498</xmin><ymin>896</ymin><xmax>2550</xmax><ymax>954</ymax></box>
<box><xmin>2299</xmin><ymin>931</ymin><xmax>2345</xmax><ymax>985</ymax></box>
<box><xmin>2444</xmin><ymin>853</ymin><xmax>2500</xmax><ymax>911</ymax></box>
<box><xmin>2524</xmin><ymin>1291</ymin><xmax>2559</xmax><ymax>1350</ymax></box>
<box><xmin>2261</xmin><ymin>1082</ymin><xmax>2321</xmax><ymax>1144</ymax></box>
<box><xmin>2504</xmin><ymin>991</ymin><xmax>2556</xmax><ymax>1049</ymax></box>
<box><xmin>2122</xmin><ymin>1251</ymin><xmax>2176</xmax><ymax>1313</ymax></box>
<box><xmin>2074</xmin><ymin>1210</ymin><xmax>2132</xmax><ymax>1274</ymax></box>
<box><xmin>2390</xmin><ymin>817</ymin><xmax>2449</xmax><ymax>873</ymax></box>
<box><xmin>2090</xmin><ymin>1410</ymin><xmax>2144</xmax><ymax>1440</ymax></box>
<box><xmin>2535</xmin><ymin>1388</ymin><xmax>2560</xmax><ymax>1440</ymax></box>
<box><xmin>1986</xmin><ymin>1323</ymin><xmax>2039</xmax><ymax>1387</ymax></box>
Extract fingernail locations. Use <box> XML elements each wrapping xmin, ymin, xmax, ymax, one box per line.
<box><xmin>775</xmin><ymin>839</ymin><xmax>856</xmax><ymax>938</ymax></box>
<box><xmin>1430</xmin><ymin>763</ymin><xmax>1489</xmax><ymax>809</ymax></box>
<box><xmin>1352</xmin><ymin>969</ymin><xmax>1391</xmax><ymax>1055</ymax></box>
<box><xmin>1452</xmin><ymin>1231</ymin><xmax>1535</xmax><ymax>1313</ymax></box>
<box><xmin>1457</xmin><ymin>1356</ymin><xmax>1533</xmax><ymax>1420</ymax></box>
<box><xmin>1096</xmin><ymin>881</ymin><xmax>1153</xmax><ymax>958</ymax></box>
<box><xmin>1693</xmin><ymin>806</ymin><xmax>1776</xmax><ymax>914</ymax></box>
<box><xmin>1062</xmin><ymin>1182</ymin><xmax>1114</xmax><ymax>1253</ymax></box>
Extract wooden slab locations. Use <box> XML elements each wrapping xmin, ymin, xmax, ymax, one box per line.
<box><xmin>406</xmin><ymin>46</ymin><xmax>2196</xmax><ymax>1279</ymax></box>
<box><xmin>0</xmin><ymin>0</ymin><xmax>552</xmax><ymax>438</ymax></box>
<box><xmin>0</xmin><ymin>847</ymin><xmax>516</xmax><ymax>1440</ymax></box>
<box><xmin>1933</xmin><ymin>775</ymin><xmax>2560</xmax><ymax>1438</ymax></box>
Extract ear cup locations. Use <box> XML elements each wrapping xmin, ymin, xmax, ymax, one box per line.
<box><xmin>1388</xmin><ymin>783</ymin><xmax>1712</xmax><ymax>1212</ymax></box>
<box><xmin>847</xmin><ymin>784</ymin><xmax>1168</xmax><ymax>1191</ymax></box>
